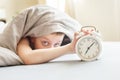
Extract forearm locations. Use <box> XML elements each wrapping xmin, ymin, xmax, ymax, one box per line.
<box><xmin>18</xmin><ymin>44</ymin><xmax>73</xmax><ymax>64</ymax></box>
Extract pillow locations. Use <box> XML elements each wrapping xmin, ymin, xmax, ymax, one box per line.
<box><xmin>0</xmin><ymin>47</ymin><xmax>23</xmax><ymax>66</ymax></box>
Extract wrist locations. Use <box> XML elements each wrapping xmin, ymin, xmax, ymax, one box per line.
<box><xmin>66</xmin><ymin>43</ymin><xmax>74</xmax><ymax>53</ymax></box>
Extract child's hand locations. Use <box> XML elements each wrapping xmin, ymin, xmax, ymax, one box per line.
<box><xmin>81</xmin><ymin>26</ymin><xmax>96</xmax><ymax>35</ymax></box>
<box><xmin>69</xmin><ymin>32</ymin><xmax>80</xmax><ymax>53</ymax></box>
<box><xmin>69</xmin><ymin>29</ymin><xmax>95</xmax><ymax>53</ymax></box>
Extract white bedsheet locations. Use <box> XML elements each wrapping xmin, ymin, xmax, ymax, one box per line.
<box><xmin>0</xmin><ymin>42</ymin><xmax>120</xmax><ymax>80</ymax></box>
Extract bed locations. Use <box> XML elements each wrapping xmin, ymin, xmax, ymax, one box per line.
<box><xmin>0</xmin><ymin>42</ymin><xmax>120</xmax><ymax>80</ymax></box>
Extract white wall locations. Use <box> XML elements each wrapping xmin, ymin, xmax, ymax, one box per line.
<box><xmin>74</xmin><ymin>0</ymin><xmax>120</xmax><ymax>41</ymax></box>
<box><xmin>0</xmin><ymin>0</ymin><xmax>38</xmax><ymax>21</ymax></box>
<box><xmin>0</xmin><ymin>0</ymin><xmax>120</xmax><ymax>41</ymax></box>
<box><xmin>0</xmin><ymin>0</ymin><xmax>6</xmax><ymax>19</ymax></box>
<box><xmin>0</xmin><ymin>0</ymin><xmax>6</xmax><ymax>8</ymax></box>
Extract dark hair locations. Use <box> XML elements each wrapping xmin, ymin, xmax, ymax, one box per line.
<box><xmin>53</xmin><ymin>32</ymin><xmax>71</xmax><ymax>46</ymax></box>
<box><xmin>61</xmin><ymin>35</ymin><xmax>71</xmax><ymax>46</ymax></box>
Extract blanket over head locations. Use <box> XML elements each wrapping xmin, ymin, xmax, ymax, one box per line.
<box><xmin>0</xmin><ymin>5</ymin><xmax>81</xmax><ymax>66</ymax></box>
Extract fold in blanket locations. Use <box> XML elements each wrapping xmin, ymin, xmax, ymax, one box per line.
<box><xmin>0</xmin><ymin>5</ymin><xmax>81</xmax><ymax>66</ymax></box>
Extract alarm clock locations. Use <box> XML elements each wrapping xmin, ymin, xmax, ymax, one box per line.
<box><xmin>75</xmin><ymin>26</ymin><xmax>102</xmax><ymax>61</ymax></box>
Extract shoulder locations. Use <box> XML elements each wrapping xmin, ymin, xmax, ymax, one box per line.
<box><xmin>19</xmin><ymin>37</ymin><xmax>34</xmax><ymax>50</ymax></box>
<box><xmin>17</xmin><ymin>37</ymin><xmax>31</xmax><ymax>53</ymax></box>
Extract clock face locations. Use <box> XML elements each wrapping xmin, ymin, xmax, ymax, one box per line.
<box><xmin>76</xmin><ymin>36</ymin><xmax>102</xmax><ymax>61</ymax></box>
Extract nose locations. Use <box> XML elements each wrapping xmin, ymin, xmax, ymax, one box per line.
<box><xmin>50</xmin><ymin>45</ymin><xmax>55</xmax><ymax>48</ymax></box>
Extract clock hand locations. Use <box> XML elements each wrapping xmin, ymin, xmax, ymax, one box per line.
<box><xmin>85</xmin><ymin>47</ymin><xmax>90</xmax><ymax>54</ymax></box>
<box><xmin>89</xmin><ymin>42</ymin><xmax>95</xmax><ymax>48</ymax></box>
<box><xmin>85</xmin><ymin>42</ymin><xmax>95</xmax><ymax>54</ymax></box>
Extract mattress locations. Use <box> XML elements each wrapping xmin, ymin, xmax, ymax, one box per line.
<box><xmin>0</xmin><ymin>42</ymin><xmax>120</xmax><ymax>80</ymax></box>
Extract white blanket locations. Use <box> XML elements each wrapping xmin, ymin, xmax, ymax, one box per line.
<box><xmin>0</xmin><ymin>47</ymin><xmax>23</xmax><ymax>66</ymax></box>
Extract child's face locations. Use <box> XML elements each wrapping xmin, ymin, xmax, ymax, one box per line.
<box><xmin>31</xmin><ymin>33</ymin><xmax>64</xmax><ymax>49</ymax></box>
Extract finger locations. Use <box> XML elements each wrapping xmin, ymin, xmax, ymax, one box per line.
<box><xmin>74</xmin><ymin>32</ymin><xmax>80</xmax><ymax>40</ymax></box>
